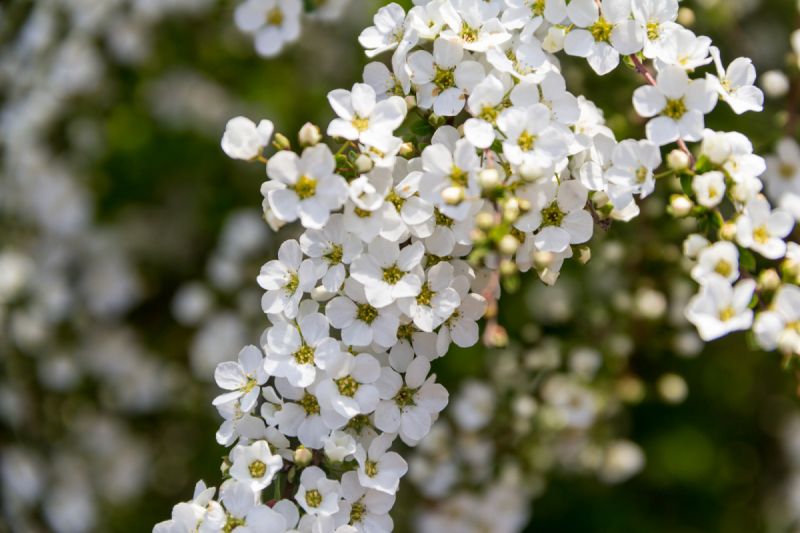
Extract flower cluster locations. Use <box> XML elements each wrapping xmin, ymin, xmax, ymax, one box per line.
<box><xmin>157</xmin><ymin>0</ymin><xmax>798</xmax><ymax>532</ymax></box>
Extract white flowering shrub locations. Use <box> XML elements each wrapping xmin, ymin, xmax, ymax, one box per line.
<box><xmin>151</xmin><ymin>1</ymin><xmax>800</xmax><ymax>532</ymax></box>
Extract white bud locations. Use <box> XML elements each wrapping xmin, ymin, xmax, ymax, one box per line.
<box><xmin>667</xmin><ymin>149</ymin><xmax>690</xmax><ymax>172</ymax></box>
<box><xmin>518</xmin><ymin>160</ymin><xmax>545</xmax><ymax>183</ymax></box>
<box><xmin>298</xmin><ymin>122</ymin><xmax>322</xmax><ymax>147</ymax></box>
<box><xmin>533</xmin><ymin>250</ymin><xmax>554</xmax><ymax>270</ymax></box>
<box><xmin>442</xmin><ymin>186</ymin><xmax>464</xmax><ymax>205</ymax></box>
<box><xmin>670</xmin><ymin>195</ymin><xmax>694</xmax><ymax>218</ymax></box>
<box><xmin>761</xmin><ymin>70</ymin><xmax>790</xmax><ymax>99</ymax></box>
<box><xmin>294</xmin><ymin>446</ymin><xmax>313</xmax><ymax>467</ymax></box>
<box><xmin>404</xmin><ymin>95</ymin><xmax>417</xmax><ymax>111</ymax></box>
<box><xmin>355</xmin><ymin>153</ymin><xmax>374</xmax><ymax>174</ymax></box>
<box><xmin>479</xmin><ymin>168</ymin><xmax>500</xmax><ymax>189</ymax></box>
<box><xmin>498</xmin><ymin>234</ymin><xmax>520</xmax><ymax>255</ymax></box>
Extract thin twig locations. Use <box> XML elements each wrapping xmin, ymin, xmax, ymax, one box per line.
<box><xmin>586</xmin><ymin>199</ymin><xmax>612</xmax><ymax>232</ymax></box>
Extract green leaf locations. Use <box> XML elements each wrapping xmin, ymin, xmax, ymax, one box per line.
<box><xmin>738</xmin><ymin>247</ymin><xmax>756</xmax><ymax>272</ymax></box>
<box><xmin>490</xmin><ymin>139</ymin><xmax>504</xmax><ymax>153</ymax></box>
<box><xmin>680</xmin><ymin>174</ymin><xmax>694</xmax><ymax>196</ymax></box>
<box><xmin>410</xmin><ymin>120</ymin><xmax>435</xmax><ymax>137</ymax></box>
<box><xmin>334</xmin><ymin>154</ymin><xmax>348</xmax><ymax>168</ymax></box>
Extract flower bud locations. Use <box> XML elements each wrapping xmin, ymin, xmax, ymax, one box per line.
<box><xmin>298</xmin><ymin>123</ymin><xmax>322</xmax><ymax>147</ymax></box>
<box><xmin>702</xmin><ymin>131</ymin><xmax>732</xmax><ymax>166</ymax></box>
<box><xmin>479</xmin><ymin>168</ymin><xmax>500</xmax><ymax>190</ymax></box>
<box><xmin>758</xmin><ymin>269</ymin><xmax>781</xmax><ymax>293</ymax></box>
<box><xmin>517</xmin><ymin>198</ymin><xmax>531</xmax><ymax>212</ymax></box>
<box><xmin>667</xmin><ymin>149</ymin><xmax>690</xmax><ymax>172</ymax></box>
<box><xmin>274</xmin><ymin>133</ymin><xmax>291</xmax><ymax>150</ymax></box>
<box><xmin>404</xmin><ymin>95</ymin><xmax>417</xmax><ymax>111</ymax></box>
<box><xmin>683</xmin><ymin>234</ymin><xmax>709</xmax><ymax>258</ymax></box>
<box><xmin>669</xmin><ymin>195</ymin><xmax>694</xmax><ymax>217</ymax></box>
<box><xmin>484</xmin><ymin>322</ymin><xmax>508</xmax><ymax>348</ymax></box>
<box><xmin>677</xmin><ymin>7</ymin><xmax>695</xmax><ymax>26</ymax></box>
<box><xmin>518</xmin><ymin>160</ymin><xmax>545</xmax><ymax>183</ymax></box>
<box><xmin>470</xmin><ymin>228</ymin><xmax>487</xmax><ymax>243</ymax></box>
<box><xmin>503</xmin><ymin>198</ymin><xmax>520</xmax><ymax>222</ymax></box>
<box><xmin>500</xmin><ymin>258</ymin><xmax>518</xmax><ymax>276</ymax></box>
<box><xmin>719</xmin><ymin>221</ymin><xmax>737</xmax><ymax>241</ymax></box>
<box><xmin>476</xmin><ymin>211</ymin><xmax>495</xmax><ymax>230</ymax></box>
<box><xmin>428</xmin><ymin>113</ymin><xmax>446</xmax><ymax>127</ymax></box>
<box><xmin>498</xmin><ymin>234</ymin><xmax>520</xmax><ymax>255</ymax></box>
<box><xmin>533</xmin><ymin>250</ymin><xmax>554</xmax><ymax>270</ymax></box>
<box><xmin>576</xmin><ymin>245</ymin><xmax>592</xmax><ymax>265</ymax></box>
<box><xmin>442</xmin><ymin>186</ymin><xmax>464</xmax><ymax>205</ymax></box>
<box><xmin>399</xmin><ymin>142</ymin><xmax>415</xmax><ymax>158</ymax></box>
<box><xmin>783</xmin><ymin>257</ymin><xmax>800</xmax><ymax>280</ymax></box>
<box><xmin>355</xmin><ymin>153</ymin><xmax>373</xmax><ymax>174</ymax></box>
<box><xmin>294</xmin><ymin>446</ymin><xmax>313</xmax><ymax>467</ymax></box>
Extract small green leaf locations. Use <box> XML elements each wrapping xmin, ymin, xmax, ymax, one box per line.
<box><xmin>738</xmin><ymin>247</ymin><xmax>756</xmax><ymax>272</ymax></box>
<box><xmin>410</xmin><ymin>120</ymin><xmax>435</xmax><ymax>137</ymax></box>
<box><xmin>680</xmin><ymin>174</ymin><xmax>694</xmax><ymax>196</ymax></box>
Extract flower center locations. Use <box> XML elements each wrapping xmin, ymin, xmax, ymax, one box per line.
<box><xmin>386</xmin><ymin>190</ymin><xmax>406</xmax><ymax>210</ymax></box>
<box><xmin>480</xmin><ymin>106</ymin><xmax>499</xmax><ymax>123</ymax></box>
<box><xmin>754</xmin><ymin>225</ymin><xmax>770</xmax><ymax>244</ymax></box>
<box><xmin>444</xmin><ymin>309</ymin><xmax>460</xmax><ymax>328</ymax></box>
<box><xmin>383</xmin><ymin>264</ymin><xmax>404</xmax><ymax>284</ymax></box>
<box><xmin>394</xmin><ymin>384</ymin><xmax>417</xmax><ymax>408</ymax></box>
<box><xmin>364</xmin><ymin>459</ymin><xmax>379</xmax><ymax>478</ymax></box>
<box><xmin>324</xmin><ymin>245</ymin><xmax>343</xmax><ymax>265</ymax></box>
<box><xmin>511</xmin><ymin>228</ymin><xmax>526</xmax><ymax>243</ymax></box>
<box><xmin>718</xmin><ymin>306</ymin><xmax>735</xmax><ymax>322</ymax></box>
<box><xmin>305</xmin><ymin>490</ymin><xmax>323</xmax><ymax>508</ymax></box>
<box><xmin>397</xmin><ymin>323</ymin><xmax>415</xmax><ymax>341</ymax></box>
<box><xmin>353</xmin><ymin>207</ymin><xmax>372</xmax><ymax>218</ymax></box>
<box><xmin>300</xmin><ymin>393</ymin><xmax>320</xmax><ymax>416</ymax></box>
<box><xmin>715</xmin><ymin>260</ymin><xmax>733</xmax><ymax>278</ymax></box>
<box><xmin>434</xmin><ymin>66</ymin><xmax>456</xmax><ymax>91</ymax></box>
<box><xmin>285</xmin><ymin>272</ymin><xmax>299</xmax><ymax>295</ymax></box>
<box><xmin>541</xmin><ymin>202</ymin><xmax>564</xmax><ymax>227</ymax></box>
<box><xmin>352</xmin><ymin>115</ymin><xmax>370</xmax><ymax>132</ymax></box>
<box><xmin>266</xmin><ymin>7</ymin><xmax>283</xmax><ymax>26</ymax></box>
<box><xmin>350</xmin><ymin>502</ymin><xmax>367</xmax><ymax>523</ymax></box>
<box><xmin>531</xmin><ymin>0</ymin><xmax>546</xmax><ymax>16</ymax></box>
<box><xmin>426</xmin><ymin>254</ymin><xmax>453</xmax><ymax>268</ymax></box>
<box><xmin>434</xmin><ymin>207</ymin><xmax>455</xmax><ymax>228</ymax></box>
<box><xmin>224</xmin><ymin>516</ymin><xmax>246</xmax><ymax>533</ymax></box>
<box><xmin>294</xmin><ymin>344</ymin><xmax>314</xmax><ymax>365</ymax></box>
<box><xmin>292</xmin><ymin>175</ymin><xmax>317</xmax><ymax>200</ymax></box>
<box><xmin>781</xmin><ymin>163</ymin><xmax>796</xmax><ymax>179</ymax></box>
<box><xmin>449</xmin><ymin>167</ymin><xmax>469</xmax><ymax>187</ymax></box>
<box><xmin>664</xmin><ymin>98</ymin><xmax>687</xmax><ymax>120</ymax></box>
<box><xmin>336</xmin><ymin>376</ymin><xmax>360</xmax><ymax>397</ymax></box>
<box><xmin>249</xmin><ymin>460</ymin><xmax>267</xmax><ymax>478</ymax></box>
<box><xmin>459</xmin><ymin>22</ymin><xmax>480</xmax><ymax>43</ymax></box>
<box><xmin>636</xmin><ymin>166</ymin><xmax>648</xmax><ymax>184</ymax></box>
<box><xmin>646</xmin><ymin>19</ymin><xmax>661</xmax><ymax>41</ymax></box>
<box><xmin>518</xmin><ymin>131</ymin><xmax>536</xmax><ymax>152</ymax></box>
<box><xmin>356</xmin><ymin>302</ymin><xmax>379</xmax><ymax>324</ymax></box>
<box><xmin>345</xmin><ymin>414</ymin><xmax>371</xmax><ymax>435</ymax></box>
<box><xmin>588</xmin><ymin>16</ymin><xmax>612</xmax><ymax>42</ymax></box>
<box><xmin>416</xmin><ymin>284</ymin><xmax>435</xmax><ymax>306</ymax></box>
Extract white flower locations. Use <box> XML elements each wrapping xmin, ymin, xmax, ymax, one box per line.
<box><xmin>632</xmin><ymin>65</ymin><xmax>717</xmax><ymax>146</ymax></box>
<box><xmin>691</xmin><ymin>241</ymin><xmax>740</xmax><ymax>285</ymax></box>
<box><xmin>384</xmin><ymin>167</ymin><xmax>435</xmax><ymax>231</ymax></box>
<box><xmin>363</xmin><ymin>62</ymin><xmax>405</xmax><ymax>101</ymax></box>
<box><xmin>374</xmin><ymin>356</ymin><xmax>448</xmax><ymax>442</ymax></box>
<box><xmin>296</xmin><ymin>466</ymin><xmax>342</xmax><ymax>516</ymax></box>
<box><xmin>216</xmin><ymin>399</ymin><xmax>269</xmax><ymax>446</ymax></box>
<box><xmin>234</xmin><ymin>0</ymin><xmax>302</xmax><ymax>58</ymax></box>
<box><xmin>350</xmin><ymin>238</ymin><xmax>424</xmax><ymax>308</ymax></box>
<box><xmin>322</xmin><ymin>431</ymin><xmax>357</xmax><ymax>463</ymax></box>
<box><xmin>515</xmin><ymin>178</ymin><xmax>593</xmax><ymax>253</ymax></box>
<box><xmin>418</xmin><ymin>137</ymin><xmax>482</xmax><ymax>221</ymax></box>
<box><xmin>354</xmin><ymin>433</ymin><xmax>408</xmax><ymax>495</ymax></box>
<box><xmin>436</xmin><ymin>277</ymin><xmax>488</xmax><ymax>354</ymax></box>
<box><xmin>397</xmin><ymin>262</ymin><xmax>462</xmax><ymax>332</ymax></box>
<box><xmin>221</xmin><ymin>117</ymin><xmax>274</xmax><ymax>161</ymax></box>
<box><xmin>219</xmin><ymin>483</ymin><xmax>292</xmax><ymax>533</ymax></box>
<box><xmin>257</xmin><ymin>240</ymin><xmax>317</xmax><ymax>319</ymax></box>
<box><xmin>264</xmin><ymin>312</ymin><xmax>344</xmax><ymax>388</ymax></box>
<box><xmin>326</xmin><ymin>278</ymin><xmax>401</xmax><ymax>348</ymax></box>
<box><xmin>407</xmin><ymin>38</ymin><xmax>486</xmax><ymax>116</ymax></box>
<box><xmin>706</xmin><ymin>46</ymin><xmax>764</xmax><ymax>115</ymax></box>
<box><xmin>300</xmin><ymin>215</ymin><xmax>363</xmax><ymax>293</ymax></box>
<box><xmin>439</xmin><ymin>0</ymin><xmax>511</xmax><ymax>52</ymax></box>
<box><xmin>753</xmin><ymin>284</ymin><xmax>800</xmax><ymax>353</ymax></box>
<box><xmin>327</xmin><ymin>84</ymin><xmax>407</xmax><ymax>143</ymax></box>
<box><xmin>543</xmin><ymin>26</ymin><xmax>568</xmax><ymax>53</ymax></box>
<box><xmin>685</xmin><ymin>274</ymin><xmax>756</xmax><ymax>341</ymax></box>
<box><xmin>497</xmin><ymin>103</ymin><xmax>568</xmax><ymax>169</ymax></box>
<box><xmin>333</xmin><ymin>471</ymin><xmax>395</xmax><ymax>533</ymax></box>
<box><xmin>409</xmin><ymin>0</ymin><xmax>446</xmax><ymax>40</ymax></box>
<box><xmin>452</xmin><ymin>379</ymin><xmax>496</xmax><ymax>432</ymax></box>
<box><xmin>316</xmin><ymin>352</ymin><xmax>382</xmax><ymax>420</ymax></box>
<box><xmin>272</xmin><ymin>382</ymin><xmax>332</xmax><ymax>449</ymax></box>
<box><xmin>359</xmin><ymin>3</ymin><xmax>410</xmax><ymax>57</ymax></box>
<box><xmin>266</xmin><ymin>144</ymin><xmax>349</xmax><ymax>229</ymax></box>
<box><xmin>654</xmin><ymin>28</ymin><xmax>712</xmax><ymax>72</ymax></box>
<box><xmin>736</xmin><ymin>197</ymin><xmax>795</xmax><ymax>260</ymax></box>
<box><xmin>693</xmin><ymin>171</ymin><xmax>726</xmax><ymax>208</ymax></box>
<box><xmin>563</xmin><ymin>0</ymin><xmax>643</xmax><ymax>75</ymax></box>
<box><xmin>764</xmin><ymin>138</ymin><xmax>800</xmax><ymax>221</ymax></box>
<box><xmin>485</xmin><ymin>37</ymin><xmax>547</xmax><ymax>81</ymax></box>
<box><xmin>632</xmin><ymin>0</ymin><xmax>679</xmax><ymax>58</ymax></box>
<box><xmin>229</xmin><ymin>441</ymin><xmax>283</xmax><ymax>492</ymax></box>
<box><xmin>576</xmin><ymin>132</ymin><xmax>616</xmax><ymax>192</ymax></box>
<box><xmin>510</xmin><ymin>72</ymin><xmax>581</xmax><ymax>127</ymax></box>
<box><xmin>683</xmin><ymin>234</ymin><xmax>710</xmax><ymax>259</ymax></box>
<box><xmin>463</xmin><ymin>74</ymin><xmax>508</xmax><ymax>149</ymax></box>
<box><xmin>213</xmin><ymin>345</ymin><xmax>268</xmax><ymax>412</ymax></box>
<box><xmin>501</xmin><ymin>0</ymin><xmax>567</xmax><ymax>44</ymax></box>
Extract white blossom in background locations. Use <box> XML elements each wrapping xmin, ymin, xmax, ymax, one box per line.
<box><xmin>221</xmin><ymin>117</ymin><xmax>274</xmax><ymax>160</ymax></box>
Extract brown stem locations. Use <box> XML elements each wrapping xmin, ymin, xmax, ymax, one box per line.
<box><xmin>585</xmin><ymin>199</ymin><xmax>612</xmax><ymax>232</ymax></box>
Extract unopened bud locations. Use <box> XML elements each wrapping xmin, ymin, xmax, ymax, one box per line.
<box><xmin>355</xmin><ymin>153</ymin><xmax>373</xmax><ymax>174</ymax></box>
<box><xmin>576</xmin><ymin>245</ymin><xmax>592</xmax><ymax>265</ymax></box>
<box><xmin>498</xmin><ymin>234</ymin><xmax>520</xmax><ymax>255</ymax></box>
<box><xmin>442</xmin><ymin>186</ymin><xmax>464</xmax><ymax>205</ymax></box>
<box><xmin>533</xmin><ymin>250</ymin><xmax>554</xmax><ymax>270</ymax></box>
<box><xmin>518</xmin><ymin>160</ymin><xmax>545</xmax><ymax>183</ymax></box>
<box><xmin>457</xmin><ymin>124</ymin><xmax>465</xmax><ymax>136</ymax></box>
<box><xmin>404</xmin><ymin>95</ymin><xmax>417</xmax><ymax>111</ymax></box>
<box><xmin>476</xmin><ymin>211</ymin><xmax>495</xmax><ymax>230</ymax></box>
<box><xmin>399</xmin><ymin>142</ymin><xmax>415</xmax><ymax>158</ymax></box>
<box><xmin>667</xmin><ymin>149</ymin><xmax>690</xmax><ymax>172</ymax></box>
<box><xmin>428</xmin><ymin>113</ymin><xmax>446</xmax><ymax>127</ymax></box>
<box><xmin>484</xmin><ymin>323</ymin><xmax>508</xmax><ymax>348</ymax></box>
<box><xmin>500</xmin><ymin>258</ymin><xmax>518</xmax><ymax>276</ymax></box>
<box><xmin>719</xmin><ymin>221</ymin><xmax>737</xmax><ymax>241</ymax></box>
<box><xmin>783</xmin><ymin>258</ymin><xmax>800</xmax><ymax>279</ymax></box>
<box><xmin>298</xmin><ymin>123</ymin><xmax>322</xmax><ymax>147</ymax></box>
<box><xmin>294</xmin><ymin>446</ymin><xmax>313</xmax><ymax>467</ymax></box>
<box><xmin>274</xmin><ymin>133</ymin><xmax>291</xmax><ymax>151</ymax></box>
<box><xmin>670</xmin><ymin>194</ymin><xmax>694</xmax><ymax>217</ymax></box>
<box><xmin>517</xmin><ymin>198</ymin><xmax>531</xmax><ymax>212</ymax></box>
<box><xmin>479</xmin><ymin>168</ymin><xmax>500</xmax><ymax>190</ymax></box>
<box><xmin>503</xmin><ymin>198</ymin><xmax>520</xmax><ymax>222</ymax></box>
<box><xmin>469</xmin><ymin>228</ymin><xmax>487</xmax><ymax>243</ymax></box>
<box><xmin>758</xmin><ymin>269</ymin><xmax>781</xmax><ymax>293</ymax></box>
